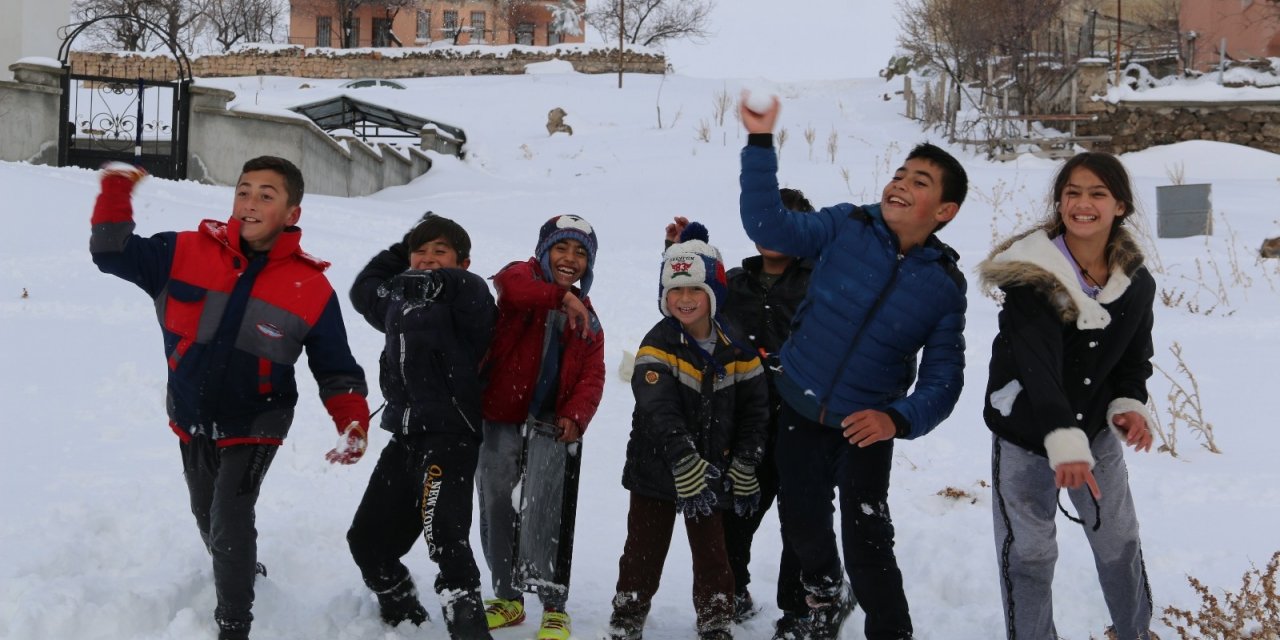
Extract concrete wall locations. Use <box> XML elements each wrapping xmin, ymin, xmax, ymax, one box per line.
<box><xmin>0</xmin><ymin>63</ymin><xmax>63</xmax><ymax>163</ymax></box>
<box><xmin>1</xmin><ymin>63</ymin><xmax>433</xmax><ymax>197</ymax></box>
<box><xmin>0</xmin><ymin>0</ymin><xmax>70</xmax><ymax>81</ymax></box>
<box><xmin>68</xmin><ymin>45</ymin><xmax>666</xmax><ymax>80</ymax></box>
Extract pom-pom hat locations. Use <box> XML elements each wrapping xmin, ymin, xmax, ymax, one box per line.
<box><xmin>535</xmin><ymin>214</ymin><xmax>598</xmax><ymax>296</ymax></box>
<box><xmin>659</xmin><ymin>221</ymin><xmax>727</xmax><ymax>318</ymax></box>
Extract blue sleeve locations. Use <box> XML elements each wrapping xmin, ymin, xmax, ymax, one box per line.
<box><xmin>90</xmin><ymin>226</ymin><xmax>177</xmax><ymax>298</ymax></box>
<box><xmin>738</xmin><ymin>143</ymin><xmax>847</xmax><ymax>259</ymax></box>
<box><xmin>305</xmin><ymin>293</ymin><xmax>369</xmax><ymax>401</ymax></box>
<box><xmin>889</xmin><ymin>293</ymin><xmax>967</xmax><ymax>439</ymax></box>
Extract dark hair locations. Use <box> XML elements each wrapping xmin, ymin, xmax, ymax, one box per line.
<box><xmin>1048</xmin><ymin>152</ymin><xmax>1135</xmax><ymax>234</ymax></box>
<box><xmin>240</xmin><ymin>156</ymin><xmax>304</xmax><ymax>207</ymax></box>
<box><xmin>780</xmin><ymin>187</ymin><xmax>815</xmax><ymax>212</ymax></box>
<box><xmin>407</xmin><ymin>214</ymin><xmax>472</xmax><ymax>262</ymax></box>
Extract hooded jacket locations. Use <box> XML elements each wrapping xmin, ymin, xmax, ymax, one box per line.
<box><xmin>978</xmin><ymin>227</ymin><xmax>1155</xmax><ymax>469</ymax></box>
<box><xmin>481</xmin><ymin>258</ymin><xmax>605</xmax><ymax>431</ymax></box>
<box><xmin>89</xmin><ymin>175</ymin><xmax>368</xmax><ymax>445</ymax></box>
<box><xmin>623</xmin><ymin>318</ymin><xmax>769</xmax><ymax>506</ymax></box>
<box><xmin>739</xmin><ymin>140</ymin><xmax>967</xmax><ymax>438</ymax></box>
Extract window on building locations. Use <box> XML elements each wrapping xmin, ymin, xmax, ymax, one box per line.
<box><xmin>416</xmin><ymin>10</ymin><xmax>431</xmax><ymax>43</ymax></box>
<box><xmin>516</xmin><ymin>22</ymin><xmax>535</xmax><ymax>46</ymax></box>
<box><xmin>443</xmin><ymin>10</ymin><xmax>458</xmax><ymax>39</ymax></box>
<box><xmin>372</xmin><ymin>17</ymin><xmax>391</xmax><ymax>47</ymax></box>
<box><xmin>548</xmin><ymin>24</ymin><xmax>561</xmax><ymax>46</ymax></box>
<box><xmin>470</xmin><ymin>11</ymin><xmax>486</xmax><ymax>43</ymax></box>
<box><xmin>316</xmin><ymin>16</ymin><xmax>332</xmax><ymax>47</ymax></box>
<box><xmin>348</xmin><ymin>17</ymin><xmax>360</xmax><ymax>47</ymax></box>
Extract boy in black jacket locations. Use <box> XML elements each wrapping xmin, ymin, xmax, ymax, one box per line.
<box><xmin>607</xmin><ymin>223</ymin><xmax>769</xmax><ymax>640</ymax></box>
<box><xmin>346</xmin><ymin>215</ymin><xmax>497</xmax><ymax>639</ymax></box>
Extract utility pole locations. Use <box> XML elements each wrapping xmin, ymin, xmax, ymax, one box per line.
<box><xmin>1114</xmin><ymin>0</ymin><xmax>1122</xmax><ymax>85</ymax></box>
<box><xmin>617</xmin><ymin>0</ymin><xmax>624</xmax><ymax>88</ymax></box>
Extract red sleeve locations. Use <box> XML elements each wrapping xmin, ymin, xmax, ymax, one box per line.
<box><xmin>493</xmin><ymin>259</ymin><xmax>565</xmax><ymax>312</ymax></box>
<box><xmin>563</xmin><ymin>315</ymin><xmax>606</xmax><ymax>435</ymax></box>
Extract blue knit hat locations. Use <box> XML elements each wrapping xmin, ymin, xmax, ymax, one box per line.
<box><xmin>535</xmin><ymin>214</ymin><xmax>598</xmax><ymax>296</ymax></box>
<box><xmin>659</xmin><ymin>221</ymin><xmax>726</xmax><ymax>318</ymax></box>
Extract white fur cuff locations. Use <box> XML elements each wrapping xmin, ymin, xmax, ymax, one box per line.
<box><xmin>1044</xmin><ymin>427</ymin><xmax>1095</xmax><ymax>470</ymax></box>
<box><xmin>1107</xmin><ymin>397</ymin><xmax>1154</xmax><ymax>440</ymax></box>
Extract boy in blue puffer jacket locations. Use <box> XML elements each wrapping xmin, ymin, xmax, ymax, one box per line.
<box><xmin>346</xmin><ymin>214</ymin><xmax>496</xmax><ymax>640</ymax></box>
<box><xmin>737</xmin><ymin>98</ymin><xmax>970</xmax><ymax>640</ymax></box>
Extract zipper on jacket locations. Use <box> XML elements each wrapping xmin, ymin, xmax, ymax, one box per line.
<box><xmin>433</xmin><ymin>350</ymin><xmax>479</xmax><ymax>434</ymax></box>
<box><xmin>817</xmin><ymin>253</ymin><xmax>904</xmax><ymax>416</ymax></box>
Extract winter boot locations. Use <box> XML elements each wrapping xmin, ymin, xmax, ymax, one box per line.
<box><xmin>733</xmin><ymin>591</ymin><xmax>760</xmax><ymax>623</ymax></box>
<box><xmin>483</xmin><ymin>598</ymin><xmax>525</xmax><ymax>630</ymax></box>
<box><xmin>698</xmin><ymin>629</ymin><xmax>733</xmax><ymax>640</ymax></box>
<box><xmin>607</xmin><ymin>590</ymin><xmax>650</xmax><ymax>640</ymax></box>
<box><xmin>771</xmin><ymin>610</ymin><xmax>812</xmax><ymax>640</ymax></box>
<box><xmin>376</xmin><ymin>578</ymin><xmax>429</xmax><ymax>627</ymax></box>
<box><xmin>806</xmin><ymin>582</ymin><xmax>855</xmax><ymax>640</ymax></box>
<box><xmin>537</xmin><ymin>610</ymin><xmax>572</xmax><ymax>640</ymax></box>
<box><xmin>254</xmin><ymin>562</ymin><xmax>267</xmax><ymax>579</ymax></box>
<box><xmin>216</xmin><ymin>617</ymin><xmax>251</xmax><ymax>640</ymax></box>
<box><xmin>442</xmin><ymin>590</ymin><xmax>492</xmax><ymax>640</ymax></box>
<box><xmin>604</xmin><ymin>623</ymin><xmax>643</xmax><ymax>640</ymax></box>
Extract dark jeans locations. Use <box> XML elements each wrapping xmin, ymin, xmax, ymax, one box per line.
<box><xmin>347</xmin><ymin>432</ymin><xmax>484</xmax><ymax>602</ymax></box>
<box><xmin>774</xmin><ymin>402</ymin><xmax>913</xmax><ymax>640</ymax></box>
<box><xmin>722</xmin><ymin>428</ymin><xmax>807</xmax><ymax>616</ymax></box>
<box><xmin>610</xmin><ymin>492</ymin><xmax>735</xmax><ymax>635</ymax></box>
<box><xmin>181</xmin><ymin>437</ymin><xmax>278</xmax><ymax>629</ymax></box>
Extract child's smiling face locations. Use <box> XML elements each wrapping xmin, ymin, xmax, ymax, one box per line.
<box><xmin>410</xmin><ymin>238</ymin><xmax>468</xmax><ymax>271</ymax></box>
<box><xmin>233</xmin><ymin>169</ymin><xmax>300</xmax><ymax>252</ymax></box>
<box><xmin>548</xmin><ymin>238</ymin><xmax>588</xmax><ymax>288</ymax></box>
<box><xmin>880</xmin><ymin>158</ymin><xmax>957</xmax><ymax>247</ymax></box>
<box><xmin>666</xmin><ymin>286</ymin><xmax>711</xmax><ymax>334</ymax></box>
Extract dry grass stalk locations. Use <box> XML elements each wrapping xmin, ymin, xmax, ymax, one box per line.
<box><xmin>712</xmin><ymin>86</ymin><xmax>732</xmax><ymax>127</ymax></box>
<box><xmin>827</xmin><ymin>129</ymin><xmax>839</xmax><ymax>164</ymax></box>
<box><xmin>804</xmin><ymin>125</ymin><xmax>816</xmax><ymax>161</ymax></box>
<box><xmin>1160</xmin><ymin>551</ymin><xmax>1280</xmax><ymax>639</ymax></box>
<box><xmin>1153</xmin><ymin>341</ymin><xmax>1221</xmax><ymax>455</ymax></box>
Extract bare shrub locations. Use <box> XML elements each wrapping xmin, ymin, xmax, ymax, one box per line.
<box><xmin>1161</xmin><ymin>551</ymin><xmax>1280</xmax><ymax>639</ymax></box>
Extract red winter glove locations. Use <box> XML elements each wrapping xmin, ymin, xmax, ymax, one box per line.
<box><xmin>93</xmin><ymin>163</ymin><xmax>147</xmax><ymax>226</ymax></box>
<box><xmin>323</xmin><ymin>393</ymin><xmax>370</xmax><ymax>465</ymax></box>
<box><xmin>101</xmin><ymin>162</ymin><xmax>147</xmax><ymax>190</ymax></box>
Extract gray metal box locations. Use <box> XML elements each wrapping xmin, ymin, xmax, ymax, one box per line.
<box><xmin>1156</xmin><ymin>183</ymin><xmax>1213</xmax><ymax>238</ymax></box>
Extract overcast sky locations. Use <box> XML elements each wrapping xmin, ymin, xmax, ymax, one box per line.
<box><xmin>589</xmin><ymin>1</ymin><xmax>904</xmax><ymax>81</ymax></box>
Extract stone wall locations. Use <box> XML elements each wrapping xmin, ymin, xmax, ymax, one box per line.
<box><xmin>68</xmin><ymin>46</ymin><xmax>666</xmax><ymax>81</ymax></box>
<box><xmin>1077</xmin><ymin>101</ymin><xmax>1280</xmax><ymax>155</ymax></box>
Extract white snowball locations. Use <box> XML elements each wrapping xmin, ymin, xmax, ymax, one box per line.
<box><xmin>743</xmin><ymin>90</ymin><xmax>775</xmax><ymax>114</ymax></box>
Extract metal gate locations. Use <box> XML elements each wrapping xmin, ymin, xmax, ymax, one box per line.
<box><xmin>57</xmin><ymin>15</ymin><xmax>192</xmax><ymax>179</ymax></box>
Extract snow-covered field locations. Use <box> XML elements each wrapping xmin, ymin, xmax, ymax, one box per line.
<box><xmin>3</xmin><ymin>64</ymin><xmax>1280</xmax><ymax>640</ymax></box>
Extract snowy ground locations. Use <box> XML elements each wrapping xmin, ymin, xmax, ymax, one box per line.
<box><xmin>3</xmin><ymin>66</ymin><xmax>1280</xmax><ymax>640</ymax></box>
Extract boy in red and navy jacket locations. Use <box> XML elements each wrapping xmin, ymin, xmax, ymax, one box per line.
<box><xmin>89</xmin><ymin>157</ymin><xmax>370</xmax><ymax>640</ymax></box>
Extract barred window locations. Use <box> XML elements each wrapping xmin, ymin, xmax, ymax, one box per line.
<box><xmin>416</xmin><ymin>10</ymin><xmax>431</xmax><ymax>42</ymax></box>
<box><xmin>470</xmin><ymin>11</ymin><xmax>486</xmax><ymax>43</ymax></box>
<box><xmin>316</xmin><ymin>16</ymin><xmax>332</xmax><ymax>47</ymax></box>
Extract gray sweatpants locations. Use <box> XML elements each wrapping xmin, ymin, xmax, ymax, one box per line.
<box><xmin>476</xmin><ymin>420</ymin><xmax>568</xmax><ymax>609</ymax></box>
<box><xmin>991</xmin><ymin>433</ymin><xmax>1153</xmax><ymax>640</ymax></box>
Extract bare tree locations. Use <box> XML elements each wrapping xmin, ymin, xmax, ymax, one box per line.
<box><xmin>72</xmin><ymin>0</ymin><xmax>201</xmax><ymax>52</ymax></box>
<box><xmin>199</xmin><ymin>0</ymin><xmax>285</xmax><ymax>51</ymax></box>
<box><xmin>587</xmin><ymin>0</ymin><xmax>715</xmax><ymax>47</ymax></box>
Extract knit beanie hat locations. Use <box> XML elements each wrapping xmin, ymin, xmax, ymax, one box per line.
<box><xmin>659</xmin><ymin>221</ymin><xmax>727</xmax><ymax>319</ymax></box>
<box><xmin>535</xmin><ymin>214</ymin><xmax>598</xmax><ymax>296</ymax></box>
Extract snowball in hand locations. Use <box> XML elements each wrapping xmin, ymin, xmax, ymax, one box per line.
<box><xmin>742</xmin><ymin>90</ymin><xmax>775</xmax><ymax>114</ymax></box>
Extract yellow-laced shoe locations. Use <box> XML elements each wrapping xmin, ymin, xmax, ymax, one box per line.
<box><xmin>537</xmin><ymin>611</ymin><xmax>571</xmax><ymax>640</ymax></box>
<box><xmin>483</xmin><ymin>598</ymin><xmax>525</xmax><ymax>629</ymax></box>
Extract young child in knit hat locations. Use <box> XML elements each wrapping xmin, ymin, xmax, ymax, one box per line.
<box><xmin>606</xmin><ymin>223</ymin><xmax>770</xmax><ymax>640</ymax></box>
<box><xmin>476</xmin><ymin>215</ymin><xmax>606</xmax><ymax>640</ymax></box>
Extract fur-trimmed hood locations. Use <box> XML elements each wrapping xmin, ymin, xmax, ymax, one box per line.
<box><xmin>977</xmin><ymin>227</ymin><xmax>1145</xmax><ymax>330</ymax></box>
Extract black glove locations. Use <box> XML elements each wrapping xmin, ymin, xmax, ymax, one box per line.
<box><xmin>380</xmin><ymin>269</ymin><xmax>444</xmax><ymax>305</ymax></box>
<box><xmin>673</xmin><ymin>454</ymin><xmax>720</xmax><ymax>520</ymax></box>
<box><xmin>726</xmin><ymin>459</ymin><xmax>761</xmax><ymax>518</ymax></box>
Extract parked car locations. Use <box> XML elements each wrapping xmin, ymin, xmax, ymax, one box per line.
<box><xmin>339</xmin><ymin>78</ymin><xmax>406</xmax><ymax>89</ymax></box>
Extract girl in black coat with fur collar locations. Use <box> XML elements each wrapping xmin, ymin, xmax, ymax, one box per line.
<box><xmin>979</xmin><ymin>152</ymin><xmax>1159</xmax><ymax>640</ymax></box>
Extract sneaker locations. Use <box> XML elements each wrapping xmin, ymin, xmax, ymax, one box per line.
<box><xmin>484</xmin><ymin>598</ymin><xmax>525</xmax><ymax>630</ymax></box>
<box><xmin>538</xmin><ymin>610</ymin><xmax>572</xmax><ymax>640</ymax></box>
<box><xmin>807</xmin><ymin>583</ymin><xmax>855</xmax><ymax>640</ymax></box>
<box><xmin>772</xmin><ymin>611</ymin><xmax>812</xmax><ymax>640</ymax></box>
<box><xmin>733</xmin><ymin>592</ymin><xmax>760</xmax><ymax>623</ymax></box>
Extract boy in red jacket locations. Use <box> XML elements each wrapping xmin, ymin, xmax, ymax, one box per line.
<box><xmin>90</xmin><ymin>157</ymin><xmax>370</xmax><ymax>640</ymax></box>
<box><xmin>477</xmin><ymin>214</ymin><xmax>606</xmax><ymax>640</ymax></box>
